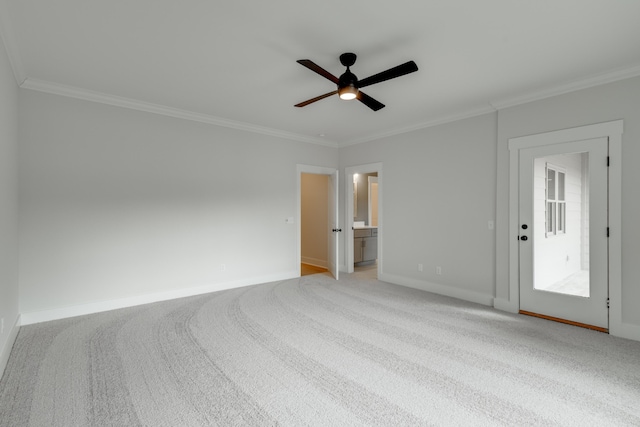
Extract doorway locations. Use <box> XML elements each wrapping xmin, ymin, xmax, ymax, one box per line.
<box><xmin>301</xmin><ymin>173</ymin><xmax>330</xmax><ymax>276</ymax></box>
<box><xmin>518</xmin><ymin>138</ymin><xmax>608</xmax><ymax>330</ymax></box>
<box><xmin>507</xmin><ymin>120</ymin><xmax>623</xmax><ymax>334</ymax></box>
<box><xmin>297</xmin><ymin>165</ymin><xmax>339</xmax><ymax>279</ymax></box>
<box><xmin>345</xmin><ymin>163</ymin><xmax>382</xmax><ymax>278</ymax></box>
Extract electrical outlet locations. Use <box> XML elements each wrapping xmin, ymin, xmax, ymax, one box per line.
<box><xmin>418</xmin><ymin>263</ymin><xmax>423</xmax><ymax>272</ymax></box>
<box><xmin>436</xmin><ymin>266</ymin><xmax>442</xmax><ymax>275</ymax></box>
<box><xmin>488</xmin><ymin>220</ymin><xmax>495</xmax><ymax>230</ymax></box>
<box><xmin>220</xmin><ymin>264</ymin><xmax>226</xmax><ymax>272</ymax></box>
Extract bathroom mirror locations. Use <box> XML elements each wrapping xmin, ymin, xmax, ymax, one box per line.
<box><xmin>353</xmin><ymin>172</ymin><xmax>378</xmax><ymax>225</ymax></box>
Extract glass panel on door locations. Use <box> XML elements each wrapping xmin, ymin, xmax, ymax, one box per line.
<box><xmin>534</xmin><ymin>153</ymin><xmax>589</xmax><ymax>297</ymax></box>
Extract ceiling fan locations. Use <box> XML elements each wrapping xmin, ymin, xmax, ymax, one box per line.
<box><xmin>294</xmin><ymin>52</ymin><xmax>418</xmax><ymax>111</ymax></box>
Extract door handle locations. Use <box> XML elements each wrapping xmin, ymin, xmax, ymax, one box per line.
<box><xmin>332</xmin><ymin>228</ymin><xmax>342</xmax><ymax>232</ymax></box>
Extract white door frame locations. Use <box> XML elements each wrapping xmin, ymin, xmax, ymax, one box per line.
<box><xmin>518</xmin><ymin>138</ymin><xmax>609</xmax><ymax>329</ymax></box>
<box><xmin>507</xmin><ymin>120</ymin><xmax>623</xmax><ymax>334</ymax></box>
<box><xmin>345</xmin><ymin>163</ymin><xmax>382</xmax><ymax>275</ymax></box>
<box><xmin>296</xmin><ymin>165</ymin><xmax>339</xmax><ymax>278</ymax></box>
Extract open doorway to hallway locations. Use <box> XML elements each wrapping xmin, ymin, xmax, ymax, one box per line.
<box><xmin>300</xmin><ymin>172</ymin><xmax>330</xmax><ymax>277</ymax></box>
<box><xmin>297</xmin><ymin>164</ymin><xmax>339</xmax><ymax>279</ymax></box>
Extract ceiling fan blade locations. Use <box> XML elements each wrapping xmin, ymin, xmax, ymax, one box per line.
<box><xmin>295</xmin><ymin>90</ymin><xmax>338</xmax><ymax>107</ymax></box>
<box><xmin>357</xmin><ymin>61</ymin><xmax>418</xmax><ymax>89</ymax></box>
<box><xmin>357</xmin><ymin>91</ymin><xmax>385</xmax><ymax>111</ymax></box>
<box><xmin>297</xmin><ymin>60</ymin><xmax>340</xmax><ymax>84</ymax></box>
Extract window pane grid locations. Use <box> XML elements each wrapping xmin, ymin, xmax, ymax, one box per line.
<box><xmin>546</xmin><ymin>164</ymin><xmax>566</xmax><ymax>237</ymax></box>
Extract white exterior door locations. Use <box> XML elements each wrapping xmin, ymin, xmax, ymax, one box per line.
<box><xmin>327</xmin><ymin>170</ymin><xmax>339</xmax><ymax>280</ymax></box>
<box><xmin>519</xmin><ymin>137</ymin><xmax>609</xmax><ymax>329</ymax></box>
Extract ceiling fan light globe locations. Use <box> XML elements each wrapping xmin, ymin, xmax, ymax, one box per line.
<box><xmin>339</xmin><ymin>92</ymin><xmax>357</xmax><ymax>101</ymax></box>
<box><xmin>338</xmin><ymin>85</ymin><xmax>358</xmax><ymax>101</ymax></box>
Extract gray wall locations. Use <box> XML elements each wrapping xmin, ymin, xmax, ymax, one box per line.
<box><xmin>0</xmin><ymin>35</ymin><xmax>19</xmax><ymax>370</ymax></box>
<box><xmin>339</xmin><ymin>74</ymin><xmax>640</xmax><ymax>338</ymax></box>
<box><xmin>8</xmin><ymin>64</ymin><xmax>640</xmax><ymax>341</ymax></box>
<box><xmin>340</xmin><ymin>113</ymin><xmax>498</xmax><ymax>301</ymax></box>
<box><xmin>18</xmin><ymin>90</ymin><xmax>338</xmax><ymax>316</ymax></box>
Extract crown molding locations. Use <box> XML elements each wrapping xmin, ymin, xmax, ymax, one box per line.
<box><xmin>491</xmin><ymin>63</ymin><xmax>640</xmax><ymax>110</ymax></box>
<box><xmin>16</xmin><ymin>62</ymin><xmax>640</xmax><ymax>150</ymax></box>
<box><xmin>340</xmin><ymin>104</ymin><xmax>497</xmax><ymax>147</ymax></box>
<box><xmin>340</xmin><ymin>63</ymin><xmax>640</xmax><ymax>147</ymax></box>
<box><xmin>20</xmin><ymin>78</ymin><xmax>339</xmax><ymax>148</ymax></box>
<box><xmin>0</xmin><ymin>1</ymin><xmax>27</xmax><ymax>85</ymax></box>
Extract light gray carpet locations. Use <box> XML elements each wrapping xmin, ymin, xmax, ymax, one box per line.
<box><xmin>1</xmin><ymin>273</ymin><xmax>640</xmax><ymax>426</ymax></box>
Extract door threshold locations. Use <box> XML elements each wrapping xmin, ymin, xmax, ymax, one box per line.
<box><xmin>519</xmin><ymin>310</ymin><xmax>608</xmax><ymax>333</ymax></box>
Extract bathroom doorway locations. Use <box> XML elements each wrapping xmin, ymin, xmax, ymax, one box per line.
<box><xmin>345</xmin><ymin>163</ymin><xmax>382</xmax><ymax>278</ymax></box>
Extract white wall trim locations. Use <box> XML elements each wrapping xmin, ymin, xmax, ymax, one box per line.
<box><xmin>493</xmin><ymin>63</ymin><xmax>640</xmax><ymax>111</ymax></box>
<box><xmin>301</xmin><ymin>257</ymin><xmax>328</xmax><ymax>269</ymax></box>
<box><xmin>614</xmin><ymin>322</ymin><xmax>640</xmax><ymax>343</ymax></box>
<box><xmin>19</xmin><ymin>272</ymin><xmax>297</xmax><ymax>326</ymax></box>
<box><xmin>0</xmin><ymin>2</ymin><xmax>26</xmax><ymax>85</ymax></box>
<box><xmin>20</xmin><ymin>78</ymin><xmax>338</xmax><ymax>148</ymax></box>
<box><xmin>508</xmin><ymin>120</ymin><xmax>624</xmax><ymax>150</ymax></box>
<box><xmin>380</xmin><ymin>273</ymin><xmax>494</xmax><ymax>307</ymax></box>
<box><xmin>505</xmin><ymin>120</ymin><xmax>632</xmax><ymax>339</ymax></box>
<box><xmin>493</xmin><ymin>298</ymin><xmax>518</xmax><ymax>313</ymax></box>
<box><xmin>0</xmin><ymin>315</ymin><xmax>21</xmax><ymax>380</ymax></box>
<box><xmin>15</xmin><ymin>69</ymin><xmax>640</xmax><ymax>150</ymax></box>
<box><xmin>341</xmin><ymin>105</ymin><xmax>496</xmax><ymax>147</ymax></box>
<box><xmin>341</xmin><ymin>64</ymin><xmax>640</xmax><ymax>147</ymax></box>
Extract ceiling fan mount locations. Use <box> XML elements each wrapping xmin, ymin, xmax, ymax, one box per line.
<box><xmin>295</xmin><ymin>52</ymin><xmax>418</xmax><ymax>111</ymax></box>
<box><xmin>339</xmin><ymin>52</ymin><xmax>357</xmax><ymax>68</ymax></box>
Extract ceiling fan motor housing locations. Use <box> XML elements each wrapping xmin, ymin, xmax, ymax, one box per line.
<box><xmin>338</xmin><ymin>70</ymin><xmax>358</xmax><ymax>89</ymax></box>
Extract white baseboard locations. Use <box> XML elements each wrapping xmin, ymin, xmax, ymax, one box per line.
<box><xmin>379</xmin><ymin>273</ymin><xmax>494</xmax><ymax>307</ymax></box>
<box><xmin>493</xmin><ymin>297</ymin><xmax>519</xmax><ymax>313</ymax></box>
<box><xmin>301</xmin><ymin>257</ymin><xmax>328</xmax><ymax>269</ymax></box>
<box><xmin>20</xmin><ymin>271</ymin><xmax>299</xmax><ymax>326</ymax></box>
<box><xmin>494</xmin><ymin>297</ymin><xmax>640</xmax><ymax>342</ymax></box>
<box><xmin>610</xmin><ymin>321</ymin><xmax>640</xmax><ymax>342</ymax></box>
<box><xmin>0</xmin><ymin>315</ymin><xmax>21</xmax><ymax>380</ymax></box>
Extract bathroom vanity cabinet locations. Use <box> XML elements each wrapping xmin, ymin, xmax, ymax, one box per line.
<box><xmin>354</xmin><ymin>227</ymin><xmax>378</xmax><ymax>264</ymax></box>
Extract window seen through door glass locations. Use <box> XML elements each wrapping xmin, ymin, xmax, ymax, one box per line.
<box><xmin>547</xmin><ymin>169</ymin><xmax>556</xmax><ymax>199</ymax></box>
<box><xmin>546</xmin><ymin>164</ymin><xmax>565</xmax><ymax>236</ymax></box>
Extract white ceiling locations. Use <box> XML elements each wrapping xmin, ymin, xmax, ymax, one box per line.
<box><xmin>2</xmin><ymin>0</ymin><xmax>640</xmax><ymax>146</ymax></box>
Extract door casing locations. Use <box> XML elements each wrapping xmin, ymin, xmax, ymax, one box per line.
<box><xmin>518</xmin><ymin>138</ymin><xmax>609</xmax><ymax>329</ymax></box>
<box><xmin>506</xmin><ymin>120</ymin><xmax>623</xmax><ymax>334</ymax></box>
